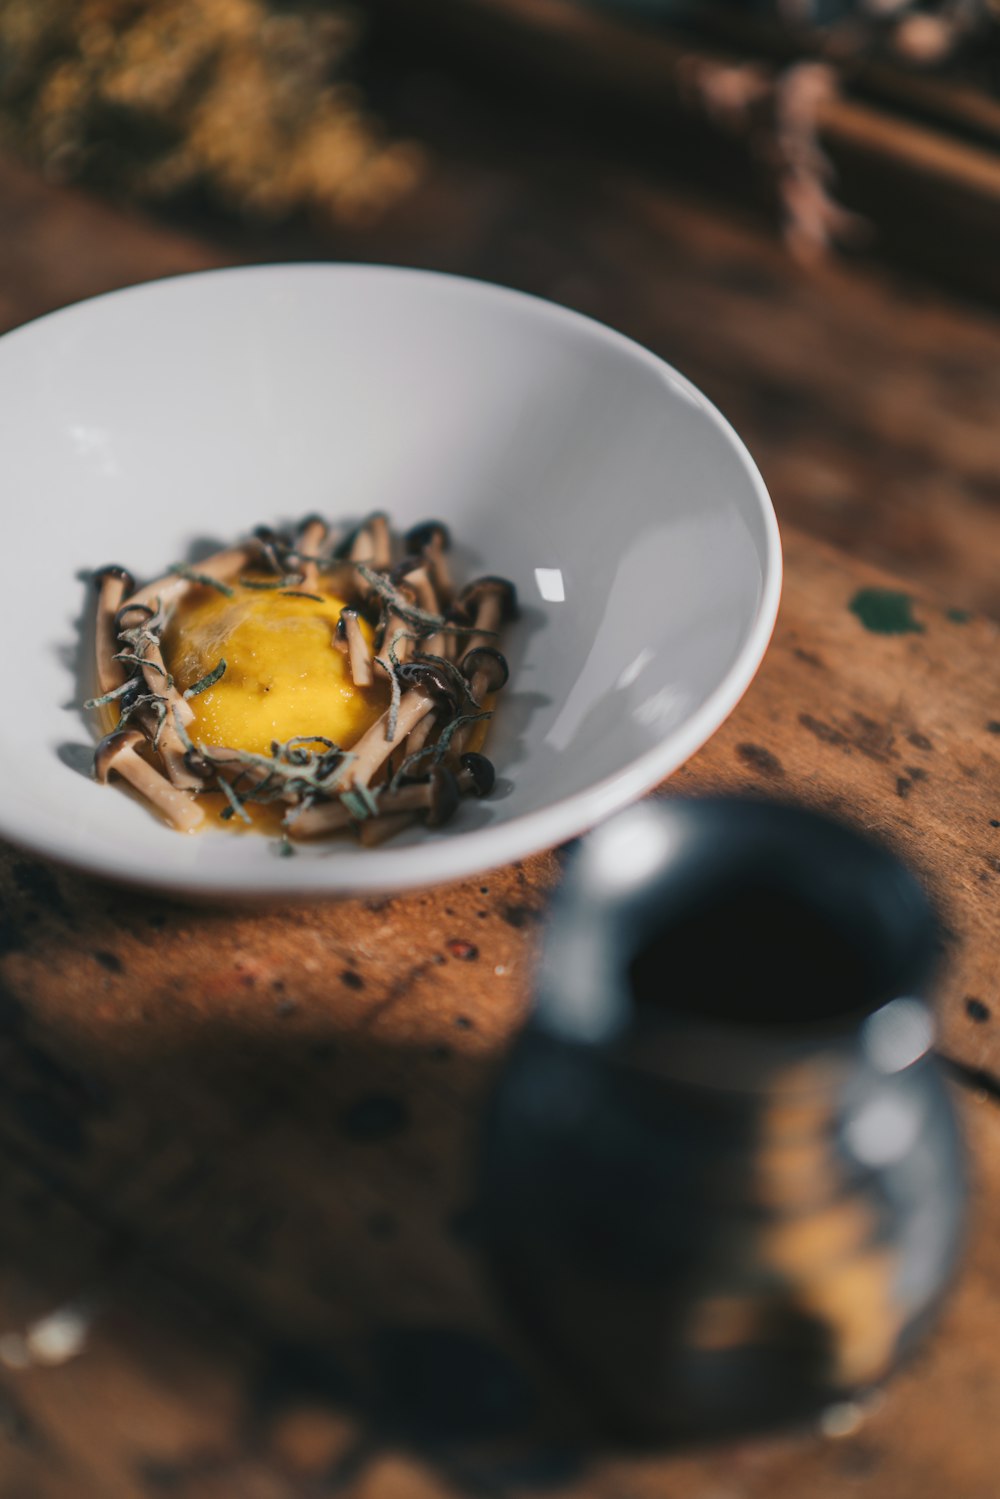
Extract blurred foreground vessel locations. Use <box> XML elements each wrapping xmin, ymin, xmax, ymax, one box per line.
<box><xmin>481</xmin><ymin>798</ymin><xmax>966</xmax><ymax>1443</ymax></box>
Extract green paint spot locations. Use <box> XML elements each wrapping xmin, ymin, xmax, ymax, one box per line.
<box><xmin>849</xmin><ymin>588</ymin><xmax>924</xmax><ymax>636</ymax></box>
<box><xmin>947</xmin><ymin>607</ymin><xmax>971</xmax><ymax>624</ymax></box>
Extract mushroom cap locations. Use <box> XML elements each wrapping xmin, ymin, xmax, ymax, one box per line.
<box><xmin>395</xmin><ymin>659</ymin><xmax>460</xmax><ymax>709</ymax></box>
<box><xmin>457</xmin><ymin>575</ymin><xmax>518</xmax><ymax>622</ymax></box>
<box><xmin>335</xmin><ymin>606</ymin><xmax>360</xmax><ymax>641</ymax></box>
<box><xmin>115</xmin><ymin>599</ymin><xmax>157</xmax><ymax>631</ymax></box>
<box><xmin>94</xmin><ymin>726</ymin><xmax>145</xmax><ymax>782</ymax></box>
<box><xmin>93</xmin><ymin>564</ymin><xmax>135</xmax><ymax>593</ymax></box>
<box><xmin>461</xmin><ymin>646</ymin><xmax>509</xmax><ymax>692</ymax></box>
<box><xmin>459</xmin><ymin>752</ymin><xmax>495</xmax><ymax>798</ymax></box>
<box><xmin>426</xmin><ymin>765</ymin><xmax>461</xmax><ymax>827</ymax></box>
<box><xmin>404</xmin><ymin>520</ymin><xmax>451</xmax><ymax>554</ymax></box>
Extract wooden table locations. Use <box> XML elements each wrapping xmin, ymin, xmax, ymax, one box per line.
<box><xmin>1</xmin><ymin>55</ymin><xmax>1000</xmax><ymax>1498</ymax></box>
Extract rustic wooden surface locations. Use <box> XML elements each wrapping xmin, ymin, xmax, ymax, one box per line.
<box><xmin>1</xmin><ymin>38</ymin><xmax>1000</xmax><ymax>1497</ymax></box>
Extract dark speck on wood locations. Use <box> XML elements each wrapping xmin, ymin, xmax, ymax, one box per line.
<box><xmin>94</xmin><ymin>949</ymin><xmax>123</xmax><ymax>973</ymax></box>
<box><xmin>987</xmin><ymin>722</ymin><xmax>1000</xmax><ymax>736</ymax></box>
<box><xmin>0</xmin><ymin>920</ymin><xmax>27</xmax><ymax>957</ymax></box>
<box><xmin>966</xmin><ymin>998</ymin><xmax>990</xmax><ymax>1023</ymax></box>
<box><xmin>736</xmin><ymin>742</ymin><xmax>784</xmax><ymax>777</ymax></box>
<box><xmin>446</xmin><ymin>939</ymin><xmax>479</xmax><ymax>961</ymax></box>
<box><xmin>896</xmin><ymin>777</ymin><xmax>911</xmax><ymax>799</ymax></box>
<box><xmin>991</xmin><ymin>820</ymin><xmax>1000</xmax><ymax>829</ymax></box>
<box><xmin>849</xmin><ymin>587</ymin><xmax>924</xmax><ymax>635</ymax></box>
<box><xmin>455</xmin><ymin>1015</ymin><xmax>475</xmax><ymax>1030</ymax></box>
<box><xmin>12</xmin><ymin>861</ymin><xmax>72</xmax><ymax>922</ymax></box>
<box><xmin>341</xmin><ymin>969</ymin><xmax>365</xmax><ymax>991</ymax></box>
<box><xmin>908</xmin><ymin>731</ymin><xmax>933</xmax><ymax>751</ymax></box>
<box><xmin>340</xmin><ymin>1095</ymin><xmax>408</xmax><ymax>1142</ymax></box>
<box><xmin>501</xmin><ymin>903</ymin><xmax>541</xmax><ymax>929</ymax></box>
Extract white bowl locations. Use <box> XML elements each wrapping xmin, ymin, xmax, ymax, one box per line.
<box><xmin>0</xmin><ymin>265</ymin><xmax>780</xmax><ymax>898</ymax></box>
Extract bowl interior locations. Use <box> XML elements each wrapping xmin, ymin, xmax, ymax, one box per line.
<box><xmin>0</xmin><ymin>265</ymin><xmax>779</xmax><ymax>895</ymax></box>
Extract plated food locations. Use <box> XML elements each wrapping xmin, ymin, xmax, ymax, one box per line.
<box><xmin>85</xmin><ymin>514</ymin><xmax>516</xmax><ymax>846</ymax></box>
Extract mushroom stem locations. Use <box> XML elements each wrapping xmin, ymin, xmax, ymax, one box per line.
<box><xmin>92</xmin><ymin>566</ymin><xmax>135</xmax><ymax>702</ymax></box>
<box><xmin>120</xmin><ymin>544</ymin><xmax>256</xmax><ymax>616</ymax></box>
<box><xmin>350</xmin><ymin>512</ymin><xmax>392</xmax><ymax>568</ymax></box>
<box><xmin>340</xmin><ymin>688</ymin><xmax>438</xmax><ymax>789</ymax></box>
<box><xmin>336</xmin><ymin>608</ymin><xmax>374</xmax><ymax>687</ymax></box>
<box><xmin>357</xmin><ymin>812</ymin><xmax>417</xmax><ymax>847</ymax></box>
<box><xmin>286</xmin><ymin>800</ymin><xmax>352</xmax><ymax>839</ymax></box>
<box><xmin>296</xmin><ymin>516</ymin><xmax>328</xmax><ymax>591</ymax></box>
<box><xmin>95</xmin><ymin>729</ymin><xmax>204</xmax><ymax>833</ymax></box>
<box><xmin>399</xmin><ymin>565</ymin><xmax>439</xmax><ymax>618</ymax></box>
<box><xmin>131</xmin><ymin>635</ymin><xmax>204</xmax><ymax>790</ymax></box>
<box><xmin>399</xmin><ymin>708</ymin><xmax>437</xmax><ymax>764</ymax></box>
<box><xmin>404</xmin><ymin>522</ymin><xmax>454</xmax><ymax>606</ymax></box>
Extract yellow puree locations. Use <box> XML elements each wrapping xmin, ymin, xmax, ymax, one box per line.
<box><xmin>162</xmin><ymin>581</ymin><xmax>388</xmax><ymax>754</ymax></box>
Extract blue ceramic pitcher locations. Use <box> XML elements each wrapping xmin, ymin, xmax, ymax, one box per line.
<box><xmin>480</xmin><ymin>798</ymin><xmax>965</xmax><ymax>1443</ymax></box>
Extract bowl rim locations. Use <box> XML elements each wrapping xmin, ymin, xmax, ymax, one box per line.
<box><xmin>2</xmin><ymin>262</ymin><xmax>782</xmax><ymax>898</ymax></box>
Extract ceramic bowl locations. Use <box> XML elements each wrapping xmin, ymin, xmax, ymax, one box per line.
<box><xmin>0</xmin><ymin>265</ymin><xmax>780</xmax><ymax>897</ymax></box>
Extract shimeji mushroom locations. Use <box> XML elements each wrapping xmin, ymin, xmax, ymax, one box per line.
<box><xmin>335</xmin><ymin>607</ymin><xmax>374</xmax><ymax>688</ymax></box>
<box><xmin>340</xmin><ymin>661</ymin><xmax>459</xmax><ymax>791</ymax></box>
<box><xmin>457</xmin><ymin>576</ymin><xmax>517</xmax><ymax>657</ymax></box>
<box><xmin>404</xmin><ymin>521</ymin><xmax>453</xmax><ymax>606</ymax></box>
<box><xmin>395</xmin><ymin>563</ymin><xmax>440</xmax><ymax>619</ymax></box>
<box><xmin>289</xmin><ymin>765</ymin><xmax>460</xmax><ymax>841</ymax></box>
<box><xmin>457</xmin><ymin>752</ymin><xmax>496</xmax><ymax>798</ymax></box>
<box><xmin>94</xmin><ymin>728</ymin><xmax>204</xmax><ymax>832</ymax></box>
<box><xmin>449</xmin><ymin>646</ymin><xmax>509</xmax><ymax>760</ymax></box>
<box><xmin>293</xmin><ymin>514</ymin><xmax>329</xmax><ymax>591</ymax></box>
<box><xmin>92</xmin><ymin>565</ymin><xmax>136</xmax><ymax>704</ymax></box>
<box><xmin>119</xmin><ymin>543</ymin><xmax>257</xmax><ymax>616</ymax></box>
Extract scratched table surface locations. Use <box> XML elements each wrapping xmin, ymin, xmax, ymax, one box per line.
<box><xmin>2</xmin><ymin>46</ymin><xmax>1000</xmax><ymax>1499</ymax></box>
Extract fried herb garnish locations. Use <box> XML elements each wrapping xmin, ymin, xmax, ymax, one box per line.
<box><xmin>169</xmin><ymin>565</ymin><xmax>236</xmax><ymax>597</ymax></box>
<box><xmin>183</xmin><ymin>658</ymin><xmax>227</xmax><ymax>699</ymax></box>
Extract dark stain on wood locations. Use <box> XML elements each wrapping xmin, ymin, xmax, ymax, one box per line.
<box><xmin>896</xmin><ymin>777</ymin><xmax>912</xmax><ymax>798</ymax></box>
<box><xmin>341</xmin><ymin>970</ymin><xmax>365</xmax><ymax>991</ymax></box>
<box><xmin>907</xmin><ymin>731</ymin><xmax>933</xmax><ymax>751</ymax></box>
<box><xmin>966</xmin><ymin>998</ymin><xmax>990</xmax><ymax>1023</ymax></box>
<box><xmin>849</xmin><ymin>587</ymin><xmax>924</xmax><ymax>635</ymax></box>
<box><xmin>799</xmin><ymin>713</ymin><xmax>850</xmax><ymax>750</ymax></box>
<box><xmin>11</xmin><ymin>860</ymin><xmax>73</xmax><ymax>923</ymax></box>
<box><xmin>501</xmin><ymin>903</ymin><xmax>543</xmax><ymax>929</ymax></box>
<box><xmin>987</xmin><ymin>722</ymin><xmax>1000</xmax><ymax>735</ymax></box>
<box><xmin>94</xmin><ymin>949</ymin><xmax>124</xmax><ymax>974</ymax></box>
<box><xmin>793</xmin><ymin>647</ymin><xmax>825</xmax><ymax>669</ymax></box>
<box><xmin>340</xmin><ymin>1095</ymin><xmax>408</xmax><ymax>1143</ymax></box>
<box><xmin>736</xmin><ymin>742</ymin><xmax>785</xmax><ymax>777</ymax></box>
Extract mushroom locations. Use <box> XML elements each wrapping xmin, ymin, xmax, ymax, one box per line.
<box><xmin>340</xmin><ymin>662</ymin><xmax>458</xmax><ymax>790</ymax></box>
<box><xmin>289</xmin><ymin>765</ymin><xmax>460</xmax><ymax>841</ymax></box>
<box><xmin>357</xmin><ymin>811</ymin><xmax>418</xmax><ymax>847</ymax></box>
<box><xmin>382</xmin><ymin>765</ymin><xmax>460</xmax><ymax>825</ymax></box>
<box><xmin>92</xmin><ymin>565</ymin><xmax>135</xmax><ymax>700</ymax></box>
<box><xmin>394</xmin><ymin>563</ymin><xmax>440</xmax><ymax>620</ymax></box>
<box><xmin>461</xmin><ymin>646</ymin><xmax>509</xmax><ymax>704</ymax></box>
<box><xmin>94</xmin><ymin>728</ymin><xmax>204</xmax><ymax>832</ymax></box>
<box><xmin>119</xmin><ymin>543</ymin><xmax>256</xmax><ymax>617</ymax></box>
<box><xmin>335</xmin><ymin>608</ymin><xmax>374</xmax><ymax>688</ymax></box>
<box><xmin>425</xmin><ymin>601</ymin><xmax>470</xmax><ymax>663</ymax></box>
<box><xmin>457</xmin><ymin>752</ymin><xmax>496</xmax><ymax>798</ymax></box>
<box><xmin>457</xmin><ymin>576</ymin><xmax>518</xmax><ymax>658</ymax></box>
<box><xmin>294</xmin><ymin>514</ymin><xmax>328</xmax><ymax>591</ymax></box>
<box><xmin>448</xmin><ymin>647</ymin><xmax>509</xmax><ymax>761</ymax></box>
<box><xmin>396</xmin><ymin>705</ymin><xmax>438</xmax><ymax>765</ymax></box>
<box><xmin>404</xmin><ymin>521</ymin><xmax>453</xmax><ymax>605</ymax></box>
<box><xmin>350</xmin><ymin>512</ymin><xmax>392</xmax><ymax>570</ymax></box>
